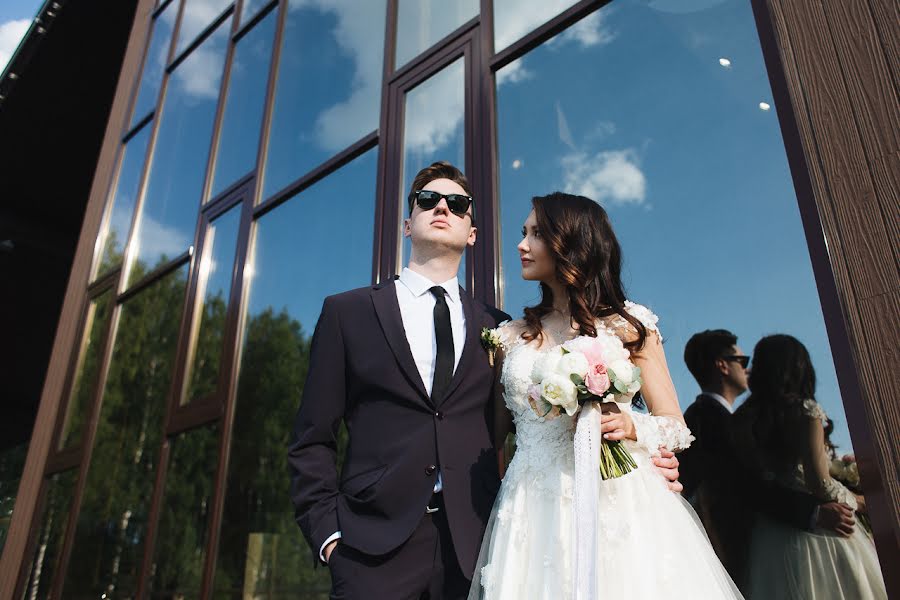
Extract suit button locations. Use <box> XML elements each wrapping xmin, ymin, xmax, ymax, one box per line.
<box><xmin>434</xmin><ymin>411</ymin><xmax>443</xmax><ymax>419</ymax></box>
<box><xmin>425</xmin><ymin>465</ymin><xmax>436</xmax><ymax>475</ymax></box>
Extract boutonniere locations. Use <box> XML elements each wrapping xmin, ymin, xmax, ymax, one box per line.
<box><xmin>480</xmin><ymin>321</ymin><xmax>509</xmax><ymax>367</ymax></box>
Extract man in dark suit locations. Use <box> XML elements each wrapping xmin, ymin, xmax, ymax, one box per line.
<box><xmin>680</xmin><ymin>329</ymin><xmax>857</xmax><ymax>588</ymax></box>
<box><xmin>289</xmin><ymin>161</ymin><xmax>682</xmax><ymax>599</ymax></box>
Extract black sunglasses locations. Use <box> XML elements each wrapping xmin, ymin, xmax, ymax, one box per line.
<box><xmin>409</xmin><ymin>190</ymin><xmax>474</xmax><ymax>219</ymax></box>
<box><xmin>723</xmin><ymin>355</ymin><xmax>750</xmax><ymax>369</ymax></box>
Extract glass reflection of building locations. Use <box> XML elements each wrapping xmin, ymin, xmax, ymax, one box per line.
<box><xmin>1</xmin><ymin>0</ymin><xmax>896</xmax><ymax>598</ymax></box>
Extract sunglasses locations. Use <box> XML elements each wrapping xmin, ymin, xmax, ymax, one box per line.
<box><xmin>409</xmin><ymin>189</ymin><xmax>474</xmax><ymax>218</ymax></box>
<box><xmin>723</xmin><ymin>355</ymin><xmax>750</xmax><ymax>369</ymax></box>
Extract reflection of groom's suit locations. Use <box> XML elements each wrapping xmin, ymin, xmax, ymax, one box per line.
<box><xmin>288</xmin><ymin>271</ymin><xmax>509</xmax><ymax>598</ymax></box>
<box><xmin>680</xmin><ymin>393</ymin><xmax>820</xmax><ymax>590</ymax></box>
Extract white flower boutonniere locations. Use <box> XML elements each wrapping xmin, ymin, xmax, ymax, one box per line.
<box><xmin>480</xmin><ymin>322</ymin><xmax>508</xmax><ymax>367</ymax></box>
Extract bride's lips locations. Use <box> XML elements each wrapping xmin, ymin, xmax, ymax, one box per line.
<box><xmin>520</xmin><ymin>257</ymin><xmax>533</xmax><ymax>266</ymax></box>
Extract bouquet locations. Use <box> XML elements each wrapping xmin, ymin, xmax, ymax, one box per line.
<box><xmin>527</xmin><ymin>334</ymin><xmax>642</xmax><ymax>479</ymax></box>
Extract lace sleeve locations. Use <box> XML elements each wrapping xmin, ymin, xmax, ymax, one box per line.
<box><xmin>497</xmin><ymin>319</ymin><xmax>526</xmax><ymax>351</ymax></box>
<box><xmin>631</xmin><ymin>413</ymin><xmax>694</xmax><ymax>456</ymax></box>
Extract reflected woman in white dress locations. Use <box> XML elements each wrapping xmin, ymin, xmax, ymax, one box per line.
<box><xmin>468</xmin><ymin>192</ymin><xmax>743</xmax><ymax>599</ymax></box>
<box><xmin>734</xmin><ymin>334</ymin><xmax>887</xmax><ymax>600</ymax></box>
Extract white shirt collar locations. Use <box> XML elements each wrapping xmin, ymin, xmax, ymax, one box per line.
<box><xmin>398</xmin><ymin>267</ymin><xmax>460</xmax><ymax>304</ymax></box>
<box><xmin>701</xmin><ymin>392</ymin><xmax>735</xmax><ymax>414</ymax></box>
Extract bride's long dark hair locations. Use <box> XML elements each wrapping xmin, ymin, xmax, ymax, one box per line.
<box><xmin>522</xmin><ymin>192</ymin><xmax>647</xmax><ymax>353</ymax></box>
<box><xmin>738</xmin><ymin>334</ymin><xmax>818</xmax><ymax>469</ymax></box>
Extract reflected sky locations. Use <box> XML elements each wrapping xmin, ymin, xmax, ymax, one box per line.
<box><xmin>495</xmin><ymin>0</ymin><xmax>851</xmax><ymax>451</ymax></box>
<box><xmin>493</xmin><ymin>0</ymin><xmax>580</xmax><ymax>52</ymax></box>
<box><xmin>400</xmin><ymin>58</ymin><xmax>466</xmax><ymax>278</ymax></box>
<box><xmin>130</xmin><ymin>2</ymin><xmax>175</xmax><ymax>127</ymax></box>
<box><xmin>247</xmin><ymin>148</ymin><xmax>377</xmax><ymax>333</ymax></box>
<box><xmin>128</xmin><ymin>18</ymin><xmax>230</xmax><ymax>284</ymax></box>
<box><xmin>395</xmin><ymin>0</ymin><xmax>478</xmax><ymax>69</ymax></box>
<box><xmin>174</xmin><ymin>0</ymin><xmax>232</xmax><ymax>56</ymax></box>
<box><xmin>183</xmin><ymin>205</ymin><xmax>241</xmax><ymax>404</ymax></box>
<box><xmin>95</xmin><ymin>122</ymin><xmax>152</xmax><ymax>277</ymax></box>
<box><xmin>261</xmin><ymin>0</ymin><xmax>386</xmax><ymax>202</ymax></box>
<box><xmin>209</xmin><ymin>8</ymin><xmax>277</xmax><ymax>199</ymax></box>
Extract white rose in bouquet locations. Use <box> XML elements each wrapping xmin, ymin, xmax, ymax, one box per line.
<box><xmin>556</xmin><ymin>351</ymin><xmax>589</xmax><ymax>380</ymax></box>
<box><xmin>531</xmin><ymin>346</ymin><xmax>564</xmax><ymax>383</ymax></box>
<box><xmin>540</xmin><ymin>373</ymin><xmax>579</xmax><ymax>416</ymax></box>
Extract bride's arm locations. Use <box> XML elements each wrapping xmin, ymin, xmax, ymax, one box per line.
<box><xmin>493</xmin><ymin>346</ymin><xmax>514</xmax><ymax>449</ymax></box>
<box><xmin>800</xmin><ymin>415</ymin><xmax>858</xmax><ymax>509</ymax></box>
<box><xmin>625</xmin><ymin>331</ymin><xmax>694</xmax><ymax>454</ymax></box>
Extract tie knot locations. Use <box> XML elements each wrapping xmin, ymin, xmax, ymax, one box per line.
<box><xmin>429</xmin><ymin>286</ymin><xmax>446</xmax><ymax>300</ymax></box>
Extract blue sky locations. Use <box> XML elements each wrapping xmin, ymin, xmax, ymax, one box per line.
<box><xmin>0</xmin><ymin>0</ymin><xmax>43</xmax><ymax>73</ymax></box>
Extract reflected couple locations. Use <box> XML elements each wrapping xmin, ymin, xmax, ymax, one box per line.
<box><xmin>288</xmin><ymin>161</ymin><xmax>741</xmax><ymax>599</ymax></box>
<box><xmin>680</xmin><ymin>330</ymin><xmax>886</xmax><ymax>598</ymax></box>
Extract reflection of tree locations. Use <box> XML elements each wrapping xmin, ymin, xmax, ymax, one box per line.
<box><xmin>20</xmin><ymin>470</ymin><xmax>77</xmax><ymax>600</ymax></box>
<box><xmin>0</xmin><ymin>443</ymin><xmax>28</xmax><ymax>553</ymax></box>
<box><xmin>148</xmin><ymin>424</ymin><xmax>220</xmax><ymax>598</ymax></box>
<box><xmin>185</xmin><ymin>291</ymin><xmax>229</xmax><ymax>403</ymax></box>
<box><xmin>214</xmin><ymin>307</ymin><xmax>345</xmax><ymax>599</ymax></box>
<box><xmin>62</xmin><ymin>264</ymin><xmax>187</xmax><ymax>599</ymax></box>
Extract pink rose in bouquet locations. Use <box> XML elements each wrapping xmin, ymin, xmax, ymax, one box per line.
<box><xmin>584</xmin><ymin>362</ymin><xmax>611</xmax><ymax>396</ymax></box>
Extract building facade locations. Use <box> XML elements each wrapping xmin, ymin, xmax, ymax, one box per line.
<box><xmin>1</xmin><ymin>0</ymin><xmax>897</xmax><ymax>598</ymax></box>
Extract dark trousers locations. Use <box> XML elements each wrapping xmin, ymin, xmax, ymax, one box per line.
<box><xmin>328</xmin><ymin>493</ymin><xmax>471</xmax><ymax>600</ymax></box>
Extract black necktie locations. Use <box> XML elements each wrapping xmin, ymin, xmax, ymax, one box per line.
<box><xmin>430</xmin><ymin>286</ymin><xmax>454</xmax><ymax>403</ymax></box>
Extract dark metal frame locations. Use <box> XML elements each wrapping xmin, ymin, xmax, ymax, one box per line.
<box><xmin>8</xmin><ymin>0</ymin><xmax>898</xmax><ymax>597</ymax></box>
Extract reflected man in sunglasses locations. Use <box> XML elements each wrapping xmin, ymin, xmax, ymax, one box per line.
<box><xmin>289</xmin><ymin>161</ymin><xmax>509</xmax><ymax>599</ymax></box>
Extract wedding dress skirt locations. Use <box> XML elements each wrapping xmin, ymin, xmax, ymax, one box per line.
<box><xmin>744</xmin><ymin>515</ymin><xmax>886</xmax><ymax>600</ymax></box>
<box><xmin>468</xmin><ymin>316</ymin><xmax>743</xmax><ymax>600</ymax></box>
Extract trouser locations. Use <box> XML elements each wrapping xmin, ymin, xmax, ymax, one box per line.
<box><xmin>328</xmin><ymin>493</ymin><xmax>471</xmax><ymax>600</ymax></box>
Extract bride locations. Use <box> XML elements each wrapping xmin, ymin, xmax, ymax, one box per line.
<box><xmin>469</xmin><ymin>192</ymin><xmax>743</xmax><ymax>599</ymax></box>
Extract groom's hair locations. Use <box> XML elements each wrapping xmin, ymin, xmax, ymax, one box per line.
<box><xmin>684</xmin><ymin>329</ymin><xmax>738</xmax><ymax>386</ymax></box>
<box><xmin>407</xmin><ymin>161</ymin><xmax>472</xmax><ymax>216</ymax></box>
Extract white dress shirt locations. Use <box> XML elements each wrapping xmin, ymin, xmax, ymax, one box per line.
<box><xmin>321</xmin><ymin>268</ymin><xmax>466</xmax><ymax>561</ymax></box>
<box><xmin>701</xmin><ymin>391</ymin><xmax>735</xmax><ymax>414</ymax></box>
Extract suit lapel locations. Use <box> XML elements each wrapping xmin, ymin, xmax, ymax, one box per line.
<box><xmin>371</xmin><ymin>282</ymin><xmax>431</xmax><ymax>405</ymax></box>
<box><xmin>437</xmin><ymin>287</ymin><xmax>482</xmax><ymax>406</ymax></box>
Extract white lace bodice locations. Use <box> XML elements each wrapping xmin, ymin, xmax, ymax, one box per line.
<box><xmin>495</xmin><ymin>303</ymin><xmax>692</xmax><ymax>498</ymax></box>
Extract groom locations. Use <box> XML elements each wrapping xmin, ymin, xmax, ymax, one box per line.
<box><xmin>288</xmin><ymin>161</ymin><xmax>682</xmax><ymax>599</ymax></box>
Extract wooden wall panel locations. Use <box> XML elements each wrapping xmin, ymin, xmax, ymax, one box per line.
<box><xmin>758</xmin><ymin>0</ymin><xmax>900</xmax><ymax>594</ymax></box>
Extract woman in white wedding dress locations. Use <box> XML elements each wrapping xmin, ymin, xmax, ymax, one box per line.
<box><xmin>468</xmin><ymin>193</ymin><xmax>743</xmax><ymax>599</ymax></box>
<box><xmin>734</xmin><ymin>335</ymin><xmax>887</xmax><ymax>599</ymax></box>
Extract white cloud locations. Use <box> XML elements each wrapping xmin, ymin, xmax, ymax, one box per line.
<box><xmin>172</xmin><ymin>43</ymin><xmax>224</xmax><ymax>101</ymax></box>
<box><xmin>556</xmin><ymin>101</ymin><xmax>576</xmax><ymax>151</ymax></box>
<box><xmin>494</xmin><ymin>0</ymin><xmax>579</xmax><ymax>51</ymax></box>
<box><xmin>585</xmin><ymin>120</ymin><xmax>617</xmax><ymax>141</ymax></box>
<box><xmin>402</xmin><ymin>58</ymin><xmax>465</xmax><ymax>157</ymax></box>
<box><xmin>129</xmin><ymin>213</ymin><xmax>190</xmax><ymax>267</ymax></box>
<box><xmin>495</xmin><ymin>57</ymin><xmax>533</xmax><ymax>87</ymax></box>
<box><xmin>0</xmin><ymin>19</ymin><xmax>31</xmax><ymax>74</ymax></box>
<box><xmin>561</xmin><ymin>149</ymin><xmax>646</xmax><ymax>206</ymax></box>
<box><xmin>279</xmin><ymin>0</ymin><xmax>386</xmax><ymax>152</ymax></box>
<box><xmin>552</xmin><ymin>11</ymin><xmax>615</xmax><ymax>48</ymax></box>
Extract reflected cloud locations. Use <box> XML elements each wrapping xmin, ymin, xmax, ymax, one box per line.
<box><xmin>556</xmin><ymin>101</ymin><xmax>577</xmax><ymax>151</ymax></box>
<box><xmin>496</xmin><ymin>57</ymin><xmax>533</xmax><ymax>87</ymax></box>
<box><xmin>549</xmin><ymin>11</ymin><xmax>615</xmax><ymax>49</ymax></box>
<box><xmin>403</xmin><ymin>59</ymin><xmax>464</xmax><ymax>156</ymax></box>
<box><xmin>170</xmin><ymin>0</ymin><xmax>231</xmax><ymax>50</ymax></box>
<box><xmin>171</xmin><ymin>43</ymin><xmax>225</xmax><ymax>101</ymax></box>
<box><xmin>130</xmin><ymin>214</ymin><xmax>189</xmax><ymax>265</ymax></box>
<box><xmin>561</xmin><ymin>149</ymin><xmax>646</xmax><ymax>206</ymax></box>
<box><xmin>0</xmin><ymin>19</ymin><xmax>30</xmax><ymax>72</ymax></box>
<box><xmin>647</xmin><ymin>0</ymin><xmax>728</xmax><ymax>14</ymax></box>
<box><xmin>285</xmin><ymin>0</ymin><xmax>385</xmax><ymax>152</ymax></box>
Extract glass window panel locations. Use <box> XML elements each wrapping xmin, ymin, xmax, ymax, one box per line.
<box><xmin>261</xmin><ymin>0</ymin><xmax>386</xmax><ymax>201</ymax></box>
<box><xmin>130</xmin><ymin>2</ymin><xmax>176</xmax><ymax>127</ymax></box>
<box><xmin>182</xmin><ymin>205</ymin><xmax>242</xmax><ymax>404</ymax></box>
<box><xmin>492</xmin><ymin>0</ymin><xmax>580</xmax><ymax>53</ymax></box>
<box><xmin>128</xmin><ymin>20</ymin><xmax>230</xmax><ymax>286</ymax></box>
<box><xmin>239</xmin><ymin>0</ymin><xmax>268</xmax><ymax>27</ymax></box>
<box><xmin>212</xmin><ymin>149</ymin><xmax>375</xmax><ymax>596</ymax></box>
<box><xmin>58</xmin><ymin>290</ymin><xmax>114</xmax><ymax>451</ymax></box>
<box><xmin>209</xmin><ymin>9</ymin><xmax>277</xmax><ymax>199</ymax></box>
<box><xmin>146</xmin><ymin>425</ymin><xmax>219</xmax><ymax>598</ymax></box>
<box><xmin>0</xmin><ymin>443</ymin><xmax>28</xmax><ymax>554</ymax></box>
<box><xmin>495</xmin><ymin>2</ymin><xmax>879</xmax><ymax>576</ymax></box>
<box><xmin>395</xmin><ymin>0</ymin><xmax>478</xmax><ymax>69</ymax></box>
<box><xmin>400</xmin><ymin>58</ymin><xmax>466</xmax><ymax>278</ymax></box>
<box><xmin>62</xmin><ymin>266</ymin><xmax>188</xmax><ymax>598</ymax></box>
<box><xmin>19</xmin><ymin>470</ymin><xmax>78</xmax><ymax>600</ymax></box>
<box><xmin>94</xmin><ymin>124</ymin><xmax>153</xmax><ymax>278</ymax></box>
<box><xmin>175</xmin><ymin>0</ymin><xmax>233</xmax><ymax>56</ymax></box>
